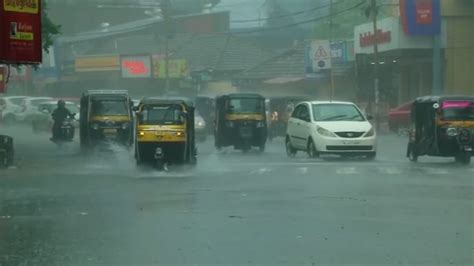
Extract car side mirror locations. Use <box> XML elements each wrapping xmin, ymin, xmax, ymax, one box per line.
<box><xmin>366</xmin><ymin>114</ymin><xmax>374</xmax><ymax>120</ymax></box>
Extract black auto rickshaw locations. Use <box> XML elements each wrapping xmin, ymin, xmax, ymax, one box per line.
<box><xmin>80</xmin><ymin>90</ymin><xmax>133</xmax><ymax>149</ymax></box>
<box><xmin>195</xmin><ymin>95</ymin><xmax>215</xmax><ymax>135</ymax></box>
<box><xmin>0</xmin><ymin>135</ymin><xmax>14</xmax><ymax>168</ymax></box>
<box><xmin>407</xmin><ymin>95</ymin><xmax>474</xmax><ymax>164</ymax></box>
<box><xmin>268</xmin><ymin>96</ymin><xmax>310</xmax><ymax>140</ymax></box>
<box><xmin>215</xmin><ymin>93</ymin><xmax>267</xmax><ymax>152</ymax></box>
<box><xmin>134</xmin><ymin>97</ymin><xmax>197</xmax><ymax>170</ymax></box>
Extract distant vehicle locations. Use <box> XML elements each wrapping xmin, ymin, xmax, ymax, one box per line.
<box><xmin>286</xmin><ymin>101</ymin><xmax>377</xmax><ymax>159</ymax></box>
<box><xmin>268</xmin><ymin>96</ymin><xmax>311</xmax><ymax>140</ymax></box>
<box><xmin>17</xmin><ymin>97</ymin><xmax>54</xmax><ymax>123</ymax></box>
<box><xmin>0</xmin><ymin>135</ymin><xmax>14</xmax><ymax>168</ymax></box>
<box><xmin>0</xmin><ymin>96</ymin><xmax>28</xmax><ymax>124</ymax></box>
<box><xmin>31</xmin><ymin>101</ymin><xmax>79</xmax><ymax>133</ymax></box>
<box><xmin>195</xmin><ymin>111</ymin><xmax>207</xmax><ymax>142</ymax></box>
<box><xmin>214</xmin><ymin>93</ymin><xmax>267</xmax><ymax>152</ymax></box>
<box><xmin>407</xmin><ymin>96</ymin><xmax>474</xmax><ymax>164</ymax></box>
<box><xmin>51</xmin><ymin>117</ymin><xmax>75</xmax><ymax>146</ymax></box>
<box><xmin>388</xmin><ymin>101</ymin><xmax>413</xmax><ymax>135</ymax></box>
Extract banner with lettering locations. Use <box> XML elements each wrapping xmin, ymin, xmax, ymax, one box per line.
<box><xmin>400</xmin><ymin>0</ymin><xmax>441</xmax><ymax>36</ymax></box>
<box><xmin>0</xmin><ymin>0</ymin><xmax>42</xmax><ymax>64</ymax></box>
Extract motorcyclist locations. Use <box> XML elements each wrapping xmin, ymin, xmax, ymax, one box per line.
<box><xmin>51</xmin><ymin>100</ymin><xmax>74</xmax><ymax>141</ymax></box>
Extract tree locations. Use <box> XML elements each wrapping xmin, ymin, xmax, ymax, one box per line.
<box><xmin>42</xmin><ymin>2</ymin><xmax>61</xmax><ymax>53</ymax></box>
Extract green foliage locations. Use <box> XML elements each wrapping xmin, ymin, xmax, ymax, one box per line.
<box><xmin>42</xmin><ymin>2</ymin><xmax>61</xmax><ymax>52</ymax></box>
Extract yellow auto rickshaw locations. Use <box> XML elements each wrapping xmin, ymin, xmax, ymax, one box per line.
<box><xmin>79</xmin><ymin>90</ymin><xmax>133</xmax><ymax>149</ymax></box>
<box><xmin>134</xmin><ymin>97</ymin><xmax>197</xmax><ymax>170</ymax></box>
<box><xmin>407</xmin><ymin>95</ymin><xmax>474</xmax><ymax>164</ymax></box>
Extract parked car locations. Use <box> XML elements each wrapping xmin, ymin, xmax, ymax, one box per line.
<box><xmin>388</xmin><ymin>101</ymin><xmax>413</xmax><ymax>135</ymax></box>
<box><xmin>31</xmin><ymin>101</ymin><xmax>80</xmax><ymax>133</ymax></box>
<box><xmin>286</xmin><ymin>101</ymin><xmax>377</xmax><ymax>159</ymax></box>
<box><xmin>0</xmin><ymin>96</ymin><xmax>28</xmax><ymax>125</ymax></box>
<box><xmin>17</xmin><ymin>97</ymin><xmax>54</xmax><ymax>123</ymax></box>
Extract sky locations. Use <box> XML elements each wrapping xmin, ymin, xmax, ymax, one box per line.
<box><xmin>213</xmin><ymin>0</ymin><xmax>268</xmax><ymax>29</ymax></box>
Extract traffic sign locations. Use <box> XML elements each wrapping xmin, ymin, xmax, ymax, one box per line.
<box><xmin>310</xmin><ymin>40</ymin><xmax>332</xmax><ymax>71</ymax></box>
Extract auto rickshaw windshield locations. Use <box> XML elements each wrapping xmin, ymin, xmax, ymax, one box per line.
<box><xmin>91</xmin><ymin>99</ymin><xmax>129</xmax><ymax>116</ymax></box>
<box><xmin>227</xmin><ymin>98</ymin><xmax>264</xmax><ymax>114</ymax></box>
<box><xmin>139</xmin><ymin>104</ymin><xmax>185</xmax><ymax>125</ymax></box>
<box><xmin>441</xmin><ymin>101</ymin><xmax>474</xmax><ymax>121</ymax></box>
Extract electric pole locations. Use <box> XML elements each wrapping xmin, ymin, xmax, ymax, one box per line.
<box><xmin>329</xmin><ymin>0</ymin><xmax>335</xmax><ymax>101</ymax></box>
<box><xmin>371</xmin><ymin>0</ymin><xmax>380</xmax><ymax>131</ymax></box>
<box><xmin>161</xmin><ymin>0</ymin><xmax>171</xmax><ymax>93</ymax></box>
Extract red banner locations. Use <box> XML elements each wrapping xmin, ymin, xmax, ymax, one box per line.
<box><xmin>0</xmin><ymin>66</ymin><xmax>6</xmax><ymax>93</ymax></box>
<box><xmin>0</xmin><ymin>0</ymin><xmax>42</xmax><ymax>64</ymax></box>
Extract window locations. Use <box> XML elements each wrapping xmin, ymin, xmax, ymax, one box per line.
<box><xmin>291</xmin><ymin>105</ymin><xmax>303</xmax><ymax>118</ymax></box>
<box><xmin>298</xmin><ymin>105</ymin><xmax>310</xmax><ymax>121</ymax></box>
<box><xmin>441</xmin><ymin>101</ymin><xmax>474</xmax><ymax>121</ymax></box>
<box><xmin>227</xmin><ymin>98</ymin><xmax>264</xmax><ymax>114</ymax></box>
<box><xmin>91</xmin><ymin>99</ymin><xmax>129</xmax><ymax>116</ymax></box>
<box><xmin>139</xmin><ymin>104</ymin><xmax>184</xmax><ymax>125</ymax></box>
<box><xmin>312</xmin><ymin>104</ymin><xmax>365</xmax><ymax>122</ymax></box>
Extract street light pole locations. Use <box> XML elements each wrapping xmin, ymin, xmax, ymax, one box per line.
<box><xmin>371</xmin><ymin>0</ymin><xmax>380</xmax><ymax>131</ymax></box>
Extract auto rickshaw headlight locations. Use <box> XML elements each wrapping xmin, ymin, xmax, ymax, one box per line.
<box><xmin>92</xmin><ymin>123</ymin><xmax>99</xmax><ymax>130</ymax></box>
<box><xmin>226</xmin><ymin>121</ymin><xmax>235</xmax><ymax>128</ymax></box>
<box><xmin>138</xmin><ymin>131</ymin><xmax>145</xmax><ymax>137</ymax></box>
<box><xmin>446</xmin><ymin>127</ymin><xmax>458</xmax><ymax>137</ymax></box>
<box><xmin>175</xmin><ymin>131</ymin><xmax>185</xmax><ymax>137</ymax></box>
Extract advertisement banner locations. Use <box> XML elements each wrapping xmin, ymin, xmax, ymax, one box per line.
<box><xmin>152</xmin><ymin>55</ymin><xmax>189</xmax><ymax>79</ymax></box>
<box><xmin>0</xmin><ymin>0</ymin><xmax>42</xmax><ymax>64</ymax></box>
<box><xmin>121</xmin><ymin>55</ymin><xmax>152</xmax><ymax>78</ymax></box>
<box><xmin>75</xmin><ymin>55</ymin><xmax>120</xmax><ymax>72</ymax></box>
<box><xmin>310</xmin><ymin>40</ymin><xmax>332</xmax><ymax>71</ymax></box>
<box><xmin>400</xmin><ymin>0</ymin><xmax>441</xmax><ymax>36</ymax></box>
<box><xmin>0</xmin><ymin>66</ymin><xmax>6</xmax><ymax>93</ymax></box>
<box><xmin>330</xmin><ymin>41</ymin><xmax>346</xmax><ymax>65</ymax></box>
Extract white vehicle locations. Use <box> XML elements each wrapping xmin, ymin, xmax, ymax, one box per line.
<box><xmin>31</xmin><ymin>101</ymin><xmax>80</xmax><ymax>133</ymax></box>
<box><xmin>0</xmin><ymin>96</ymin><xmax>28</xmax><ymax>124</ymax></box>
<box><xmin>16</xmin><ymin>97</ymin><xmax>54</xmax><ymax>123</ymax></box>
<box><xmin>286</xmin><ymin>101</ymin><xmax>377</xmax><ymax>159</ymax></box>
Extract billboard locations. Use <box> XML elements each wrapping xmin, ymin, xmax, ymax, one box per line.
<box><xmin>152</xmin><ymin>55</ymin><xmax>188</xmax><ymax>79</ymax></box>
<box><xmin>400</xmin><ymin>0</ymin><xmax>441</xmax><ymax>36</ymax></box>
<box><xmin>0</xmin><ymin>0</ymin><xmax>42</xmax><ymax>64</ymax></box>
<box><xmin>121</xmin><ymin>55</ymin><xmax>152</xmax><ymax>78</ymax></box>
<box><xmin>75</xmin><ymin>55</ymin><xmax>120</xmax><ymax>72</ymax></box>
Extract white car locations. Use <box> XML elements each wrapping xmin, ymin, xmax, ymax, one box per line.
<box><xmin>0</xmin><ymin>96</ymin><xmax>28</xmax><ymax>124</ymax></box>
<box><xmin>286</xmin><ymin>101</ymin><xmax>377</xmax><ymax>159</ymax></box>
<box><xmin>31</xmin><ymin>101</ymin><xmax>80</xmax><ymax>133</ymax></box>
<box><xmin>16</xmin><ymin>97</ymin><xmax>54</xmax><ymax>123</ymax></box>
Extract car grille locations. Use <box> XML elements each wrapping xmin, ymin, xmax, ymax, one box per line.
<box><xmin>335</xmin><ymin>132</ymin><xmax>365</xmax><ymax>138</ymax></box>
<box><xmin>326</xmin><ymin>145</ymin><xmax>373</xmax><ymax>151</ymax></box>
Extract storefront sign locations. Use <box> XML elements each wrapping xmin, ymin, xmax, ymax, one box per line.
<box><xmin>310</xmin><ymin>40</ymin><xmax>332</xmax><ymax>71</ymax></box>
<box><xmin>121</xmin><ymin>55</ymin><xmax>151</xmax><ymax>78</ymax></box>
<box><xmin>359</xmin><ymin>29</ymin><xmax>392</xmax><ymax>47</ymax></box>
<box><xmin>400</xmin><ymin>0</ymin><xmax>441</xmax><ymax>35</ymax></box>
<box><xmin>152</xmin><ymin>55</ymin><xmax>188</xmax><ymax>79</ymax></box>
<box><xmin>75</xmin><ymin>55</ymin><xmax>120</xmax><ymax>72</ymax></box>
<box><xmin>0</xmin><ymin>0</ymin><xmax>42</xmax><ymax>64</ymax></box>
<box><xmin>0</xmin><ymin>66</ymin><xmax>6</xmax><ymax>93</ymax></box>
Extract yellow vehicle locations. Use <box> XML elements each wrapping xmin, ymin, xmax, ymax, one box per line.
<box><xmin>134</xmin><ymin>97</ymin><xmax>197</xmax><ymax>169</ymax></box>
<box><xmin>79</xmin><ymin>90</ymin><xmax>133</xmax><ymax>149</ymax></box>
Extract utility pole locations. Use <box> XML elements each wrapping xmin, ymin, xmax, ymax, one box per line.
<box><xmin>161</xmin><ymin>0</ymin><xmax>171</xmax><ymax>93</ymax></box>
<box><xmin>329</xmin><ymin>0</ymin><xmax>335</xmax><ymax>101</ymax></box>
<box><xmin>371</xmin><ymin>0</ymin><xmax>380</xmax><ymax>131</ymax></box>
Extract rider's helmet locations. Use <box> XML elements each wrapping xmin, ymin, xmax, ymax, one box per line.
<box><xmin>57</xmin><ymin>100</ymin><xmax>66</xmax><ymax>108</ymax></box>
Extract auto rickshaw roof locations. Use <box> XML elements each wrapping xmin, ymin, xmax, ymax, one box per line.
<box><xmin>83</xmin><ymin>90</ymin><xmax>129</xmax><ymax>97</ymax></box>
<box><xmin>415</xmin><ymin>95</ymin><xmax>474</xmax><ymax>104</ymax></box>
<box><xmin>220</xmin><ymin>93</ymin><xmax>265</xmax><ymax>99</ymax></box>
<box><xmin>139</xmin><ymin>97</ymin><xmax>194</xmax><ymax>107</ymax></box>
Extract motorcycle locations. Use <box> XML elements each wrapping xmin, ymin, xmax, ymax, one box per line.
<box><xmin>51</xmin><ymin>117</ymin><xmax>75</xmax><ymax>146</ymax></box>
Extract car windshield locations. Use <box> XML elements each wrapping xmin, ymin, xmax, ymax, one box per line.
<box><xmin>9</xmin><ymin>98</ymin><xmax>24</xmax><ymax>105</ymax></box>
<box><xmin>312</xmin><ymin>104</ymin><xmax>365</xmax><ymax>121</ymax></box>
<box><xmin>91</xmin><ymin>99</ymin><xmax>129</xmax><ymax>116</ymax></box>
<box><xmin>139</xmin><ymin>104</ymin><xmax>184</xmax><ymax>125</ymax></box>
<box><xmin>227</xmin><ymin>98</ymin><xmax>264</xmax><ymax>114</ymax></box>
<box><xmin>441</xmin><ymin>101</ymin><xmax>474</xmax><ymax>121</ymax></box>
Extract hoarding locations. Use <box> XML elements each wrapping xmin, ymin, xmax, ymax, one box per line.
<box><xmin>400</xmin><ymin>0</ymin><xmax>441</xmax><ymax>36</ymax></box>
<box><xmin>75</xmin><ymin>55</ymin><xmax>120</xmax><ymax>72</ymax></box>
<box><xmin>0</xmin><ymin>66</ymin><xmax>6</xmax><ymax>93</ymax></box>
<box><xmin>0</xmin><ymin>0</ymin><xmax>42</xmax><ymax>64</ymax></box>
<box><xmin>121</xmin><ymin>55</ymin><xmax>152</xmax><ymax>78</ymax></box>
<box><xmin>152</xmin><ymin>55</ymin><xmax>188</xmax><ymax>79</ymax></box>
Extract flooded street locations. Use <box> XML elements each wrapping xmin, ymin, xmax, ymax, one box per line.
<box><xmin>1</xmin><ymin>126</ymin><xmax>472</xmax><ymax>265</ymax></box>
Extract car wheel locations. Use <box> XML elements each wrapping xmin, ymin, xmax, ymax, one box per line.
<box><xmin>285</xmin><ymin>137</ymin><xmax>296</xmax><ymax>158</ymax></box>
<box><xmin>455</xmin><ymin>153</ymin><xmax>471</xmax><ymax>165</ymax></box>
<box><xmin>408</xmin><ymin>144</ymin><xmax>418</xmax><ymax>162</ymax></box>
<box><xmin>307</xmin><ymin>139</ymin><xmax>319</xmax><ymax>158</ymax></box>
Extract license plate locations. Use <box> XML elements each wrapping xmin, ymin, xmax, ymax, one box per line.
<box><xmin>342</xmin><ymin>140</ymin><xmax>361</xmax><ymax>145</ymax></box>
<box><xmin>104</xmin><ymin>129</ymin><xmax>117</xmax><ymax>134</ymax></box>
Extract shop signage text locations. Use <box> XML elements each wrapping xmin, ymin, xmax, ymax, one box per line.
<box><xmin>121</xmin><ymin>55</ymin><xmax>151</xmax><ymax>78</ymax></box>
<box><xmin>359</xmin><ymin>29</ymin><xmax>392</xmax><ymax>47</ymax></box>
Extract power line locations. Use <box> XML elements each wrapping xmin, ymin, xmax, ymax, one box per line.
<box><xmin>228</xmin><ymin>1</ymin><xmax>366</xmax><ymax>34</ymax></box>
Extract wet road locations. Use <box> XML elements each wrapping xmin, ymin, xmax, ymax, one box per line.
<box><xmin>0</xmin><ymin>127</ymin><xmax>473</xmax><ymax>265</ymax></box>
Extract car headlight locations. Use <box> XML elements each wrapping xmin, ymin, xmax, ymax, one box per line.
<box><xmin>364</xmin><ymin>127</ymin><xmax>375</xmax><ymax>137</ymax></box>
<box><xmin>316</xmin><ymin>126</ymin><xmax>336</xmax><ymax>137</ymax></box>
<box><xmin>256</xmin><ymin>121</ymin><xmax>265</xmax><ymax>128</ymax></box>
<box><xmin>446</xmin><ymin>127</ymin><xmax>458</xmax><ymax>137</ymax></box>
<box><xmin>226</xmin><ymin>121</ymin><xmax>235</xmax><ymax>128</ymax></box>
<box><xmin>92</xmin><ymin>123</ymin><xmax>99</xmax><ymax>130</ymax></box>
